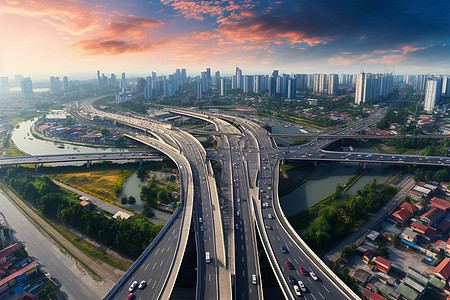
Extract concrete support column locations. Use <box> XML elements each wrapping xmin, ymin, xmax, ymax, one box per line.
<box><xmin>362</xmin><ymin>162</ymin><xmax>367</xmax><ymax>170</ymax></box>
<box><xmin>139</xmin><ymin>158</ymin><xmax>143</xmax><ymax>166</ymax></box>
<box><xmin>87</xmin><ymin>160</ymin><xmax>91</xmax><ymax>168</ymax></box>
<box><xmin>313</xmin><ymin>160</ymin><xmax>318</xmax><ymax>167</ymax></box>
<box><xmin>34</xmin><ymin>164</ymin><xmax>38</xmax><ymax>172</ymax></box>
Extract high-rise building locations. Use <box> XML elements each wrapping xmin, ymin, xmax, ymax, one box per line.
<box><xmin>313</xmin><ymin>74</ymin><xmax>327</xmax><ymax>93</ymax></box>
<box><xmin>0</xmin><ymin>76</ymin><xmax>9</xmax><ymax>88</ymax></box>
<box><xmin>15</xmin><ymin>74</ymin><xmax>23</xmax><ymax>87</ymax></box>
<box><xmin>269</xmin><ymin>76</ymin><xmax>277</xmax><ymax>96</ymax></box>
<box><xmin>294</xmin><ymin>74</ymin><xmax>308</xmax><ymax>90</ymax></box>
<box><xmin>21</xmin><ymin>77</ymin><xmax>33</xmax><ymax>98</ymax></box>
<box><xmin>287</xmin><ymin>78</ymin><xmax>296</xmax><ymax>99</ymax></box>
<box><xmin>236</xmin><ymin>67</ymin><xmax>243</xmax><ymax>90</ymax></box>
<box><xmin>136</xmin><ymin>77</ymin><xmax>147</xmax><ymax>93</ymax></box>
<box><xmin>253</xmin><ymin>75</ymin><xmax>262</xmax><ymax>93</ymax></box>
<box><xmin>220</xmin><ymin>78</ymin><xmax>226</xmax><ymax>97</ymax></box>
<box><xmin>116</xmin><ymin>88</ymin><xmax>132</xmax><ymax>103</ymax></box>
<box><xmin>181</xmin><ymin>69</ymin><xmax>186</xmax><ymax>82</ymax></box>
<box><xmin>441</xmin><ymin>76</ymin><xmax>449</xmax><ymax>96</ymax></box>
<box><xmin>424</xmin><ymin>77</ymin><xmax>442</xmax><ymax>112</ymax></box>
<box><xmin>206</xmin><ymin>68</ymin><xmax>211</xmax><ymax>81</ymax></box>
<box><xmin>196</xmin><ymin>82</ymin><xmax>202</xmax><ymax>99</ymax></box>
<box><xmin>50</xmin><ymin>76</ymin><xmax>62</xmax><ymax>94</ymax></box>
<box><xmin>355</xmin><ymin>72</ymin><xmax>393</xmax><ymax>104</ymax></box>
<box><xmin>214</xmin><ymin>71</ymin><xmax>221</xmax><ymax>87</ymax></box>
<box><xmin>97</xmin><ymin>70</ymin><xmax>103</xmax><ymax>90</ymax></box>
<box><xmin>144</xmin><ymin>76</ymin><xmax>152</xmax><ymax>100</ymax></box>
<box><xmin>120</xmin><ymin>72</ymin><xmax>127</xmax><ymax>89</ymax></box>
<box><xmin>243</xmin><ymin>75</ymin><xmax>253</xmax><ymax>93</ymax></box>
<box><xmin>63</xmin><ymin>76</ymin><xmax>69</xmax><ymax>91</ymax></box>
<box><xmin>110</xmin><ymin>73</ymin><xmax>116</xmax><ymax>86</ymax></box>
<box><xmin>328</xmin><ymin>74</ymin><xmax>339</xmax><ymax>95</ymax></box>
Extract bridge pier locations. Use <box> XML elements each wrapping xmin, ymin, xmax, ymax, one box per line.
<box><xmin>87</xmin><ymin>160</ymin><xmax>91</xmax><ymax>168</ymax></box>
<box><xmin>313</xmin><ymin>160</ymin><xmax>318</xmax><ymax>167</ymax></box>
<box><xmin>34</xmin><ymin>163</ymin><xmax>38</xmax><ymax>172</ymax></box>
<box><xmin>139</xmin><ymin>158</ymin><xmax>143</xmax><ymax>166</ymax></box>
<box><xmin>360</xmin><ymin>162</ymin><xmax>367</xmax><ymax>170</ymax></box>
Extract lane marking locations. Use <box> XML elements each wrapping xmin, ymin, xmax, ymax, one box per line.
<box><xmin>155</xmin><ymin>248</ymin><xmax>160</xmax><ymax>255</ymax></box>
<box><xmin>311</xmin><ymin>294</ymin><xmax>317</xmax><ymax>300</ymax></box>
<box><xmin>152</xmin><ymin>280</ymin><xmax>157</xmax><ymax>289</ymax></box>
<box><xmin>277</xmin><ymin>236</ymin><xmax>280</xmax><ymax>241</ymax></box>
<box><xmin>145</xmin><ymin>263</ymin><xmax>150</xmax><ymax>271</ymax></box>
<box><xmin>318</xmin><ymin>291</ymin><xmax>324</xmax><ymax>299</ymax></box>
<box><xmin>323</xmin><ymin>285</ymin><xmax>330</xmax><ymax>293</ymax></box>
<box><xmin>299</xmin><ymin>256</ymin><xmax>304</xmax><ymax>262</ymax></box>
<box><xmin>294</xmin><ymin>259</ymin><xmax>298</xmax><ymax>264</ymax></box>
<box><xmin>152</xmin><ymin>262</ymin><xmax>157</xmax><ymax>270</ymax></box>
<box><xmin>167</xmin><ymin>246</ymin><xmax>171</xmax><ymax>252</ymax></box>
<box><xmin>81</xmin><ymin>289</ymin><xmax>87</xmax><ymax>295</ymax></box>
<box><xmin>160</xmin><ymin>259</ymin><xmax>165</xmax><ymax>267</ymax></box>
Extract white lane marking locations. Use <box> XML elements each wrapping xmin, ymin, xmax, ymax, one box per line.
<box><xmin>323</xmin><ymin>285</ymin><xmax>330</xmax><ymax>293</ymax></box>
<box><xmin>209</xmin><ymin>274</ymin><xmax>211</xmax><ymax>282</ymax></box>
<box><xmin>65</xmin><ymin>274</ymin><xmax>73</xmax><ymax>281</ymax></box>
<box><xmin>167</xmin><ymin>246</ymin><xmax>171</xmax><ymax>252</ymax></box>
<box><xmin>289</xmin><ymin>241</ymin><xmax>293</xmax><ymax>247</ymax></box>
<box><xmin>152</xmin><ymin>262</ymin><xmax>157</xmax><ymax>270</ymax></box>
<box><xmin>318</xmin><ymin>291</ymin><xmax>324</xmax><ymax>299</ymax></box>
<box><xmin>155</xmin><ymin>248</ymin><xmax>160</xmax><ymax>255</ymax></box>
<box><xmin>160</xmin><ymin>259</ymin><xmax>165</xmax><ymax>267</ymax></box>
<box><xmin>299</xmin><ymin>256</ymin><xmax>304</xmax><ymax>262</ymax></box>
<box><xmin>152</xmin><ymin>280</ymin><xmax>157</xmax><ymax>289</ymax></box>
<box><xmin>311</xmin><ymin>294</ymin><xmax>317</xmax><ymax>300</ymax></box>
<box><xmin>168</xmin><ymin>237</ymin><xmax>171</xmax><ymax>241</ymax></box>
<box><xmin>172</xmin><ymin>229</ymin><xmax>176</xmax><ymax>234</ymax></box>
<box><xmin>294</xmin><ymin>259</ymin><xmax>298</xmax><ymax>264</ymax></box>
<box><xmin>277</xmin><ymin>236</ymin><xmax>280</xmax><ymax>241</ymax></box>
<box><xmin>81</xmin><ymin>289</ymin><xmax>87</xmax><ymax>295</ymax></box>
<box><xmin>307</xmin><ymin>278</ymin><xmax>312</xmax><ymax>284</ymax></box>
<box><xmin>161</xmin><ymin>247</ymin><xmax>165</xmax><ymax>253</ymax></box>
<box><xmin>145</xmin><ymin>263</ymin><xmax>150</xmax><ymax>271</ymax></box>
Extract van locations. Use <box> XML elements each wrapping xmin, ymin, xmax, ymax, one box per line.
<box><xmin>252</xmin><ymin>274</ymin><xmax>257</xmax><ymax>285</ymax></box>
<box><xmin>199</xmin><ymin>218</ymin><xmax>203</xmax><ymax>224</ymax></box>
<box><xmin>206</xmin><ymin>252</ymin><xmax>210</xmax><ymax>264</ymax></box>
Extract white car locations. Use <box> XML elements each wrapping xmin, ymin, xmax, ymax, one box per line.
<box><xmin>268</xmin><ymin>214</ymin><xmax>274</xmax><ymax>219</ymax></box>
<box><xmin>128</xmin><ymin>281</ymin><xmax>138</xmax><ymax>292</ymax></box>
<box><xmin>298</xmin><ymin>280</ymin><xmax>306</xmax><ymax>292</ymax></box>
<box><xmin>293</xmin><ymin>285</ymin><xmax>301</xmax><ymax>296</ymax></box>
<box><xmin>310</xmin><ymin>272</ymin><xmax>318</xmax><ymax>281</ymax></box>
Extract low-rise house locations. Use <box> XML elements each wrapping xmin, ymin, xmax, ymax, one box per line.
<box><xmin>411</xmin><ymin>221</ymin><xmax>428</xmax><ymax>234</ymax></box>
<box><xmin>409</xmin><ymin>190</ymin><xmax>424</xmax><ymax>200</ymax></box>
<box><xmin>437</xmin><ymin>220</ymin><xmax>450</xmax><ymax>233</ymax></box>
<box><xmin>401</xmin><ymin>202</ymin><xmax>416</xmax><ymax>214</ymax></box>
<box><xmin>352</xmin><ymin>269</ymin><xmax>372</xmax><ymax>285</ymax></box>
<box><xmin>0</xmin><ymin>262</ymin><xmax>38</xmax><ymax>295</ymax></box>
<box><xmin>374</xmin><ymin>256</ymin><xmax>392</xmax><ymax>274</ymax></box>
<box><xmin>362</xmin><ymin>288</ymin><xmax>387</xmax><ymax>300</ymax></box>
<box><xmin>412</xmin><ymin>185</ymin><xmax>432</xmax><ymax>197</ymax></box>
<box><xmin>430</xmin><ymin>197</ymin><xmax>450</xmax><ymax>211</ymax></box>
<box><xmin>0</xmin><ymin>244</ymin><xmax>19</xmax><ymax>264</ymax></box>
<box><xmin>401</xmin><ymin>228</ymin><xmax>418</xmax><ymax>244</ymax></box>
<box><xmin>433</xmin><ymin>240</ymin><xmax>447</xmax><ymax>252</ymax></box>
<box><xmin>433</xmin><ymin>258</ymin><xmax>450</xmax><ymax>282</ymax></box>
<box><xmin>420</xmin><ymin>207</ymin><xmax>444</xmax><ymax>225</ymax></box>
<box><xmin>363</xmin><ymin>250</ymin><xmax>376</xmax><ymax>263</ymax></box>
<box><xmin>394</xmin><ymin>283</ymin><xmax>419</xmax><ymax>300</ymax></box>
<box><xmin>392</xmin><ymin>209</ymin><xmax>413</xmax><ymax>223</ymax></box>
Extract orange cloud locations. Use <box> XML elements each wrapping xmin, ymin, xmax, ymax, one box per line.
<box><xmin>103</xmin><ymin>15</ymin><xmax>164</xmax><ymax>39</ymax></box>
<box><xmin>73</xmin><ymin>38</ymin><xmax>167</xmax><ymax>55</ymax></box>
<box><xmin>0</xmin><ymin>0</ymin><xmax>101</xmax><ymax>35</ymax></box>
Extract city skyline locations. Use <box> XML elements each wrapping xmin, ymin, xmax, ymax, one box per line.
<box><xmin>1</xmin><ymin>0</ymin><xmax>449</xmax><ymax>79</ymax></box>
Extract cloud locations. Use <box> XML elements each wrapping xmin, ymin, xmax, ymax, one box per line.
<box><xmin>0</xmin><ymin>0</ymin><xmax>101</xmax><ymax>35</ymax></box>
<box><xmin>73</xmin><ymin>38</ymin><xmax>167</xmax><ymax>55</ymax></box>
<box><xmin>103</xmin><ymin>15</ymin><xmax>164</xmax><ymax>39</ymax></box>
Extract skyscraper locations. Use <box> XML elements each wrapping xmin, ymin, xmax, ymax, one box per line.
<box><xmin>214</xmin><ymin>71</ymin><xmax>221</xmax><ymax>87</ymax></box>
<box><xmin>196</xmin><ymin>82</ymin><xmax>202</xmax><ymax>99</ymax></box>
<box><xmin>442</xmin><ymin>76</ymin><xmax>449</xmax><ymax>96</ymax></box>
<box><xmin>355</xmin><ymin>72</ymin><xmax>393</xmax><ymax>104</ymax></box>
<box><xmin>424</xmin><ymin>77</ymin><xmax>442</xmax><ymax>112</ymax></box>
<box><xmin>0</xmin><ymin>76</ymin><xmax>9</xmax><ymax>88</ymax></box>
<box><xmin>120</xmin><ymin>72</ymin><xmax>127</xmax><ymax>89</ymax></box>
<box><xmin>15</xmin><ymin>74</ymin><xmax>23</xmax><ymax>87</ymax></box>
<box><xmin>236</xmin><ymin>67</ymin><xmax>243</xmax><ymax>90</ymax></box>
<box><xmin>50</xmin><ymin>76</ymin><xmax>62</xmax><ymax>94</ymax></box>
<box><xmin>21</xmin><ymin>77</ymin><xmax>33</xmax><ymax>98</ymax></box>
<box><xmin>220</xmin><ymin>78</ymin><xmax>226</xmax><ymax>97</ymax></box>
<box><xmin>181</xmin><ymin>69</ymin><xmax>186</xmax><ymax>82</ymax></box>
<box><xmin>287</xmin><ymin>78</ymin><xmax>296</xmax><ymax>99</ymax></box>
<box><xmin>144</xmin><ymin>76</ymin><xmax>152</xmax><ymax>100</ymax></box>
<box><xmin>63</xmin><ymin>76</ymin><xmax>69</xmax><ymax>91</ymax></box>
<box><xmin>328</xmin><ymin>74</ymin><xmax>339</xmax><ymax>95</ymax></box>
<box><xmin>110</xmin><ymin>73</ymin><xmax>117</xmax><ymax>86</ymax></box>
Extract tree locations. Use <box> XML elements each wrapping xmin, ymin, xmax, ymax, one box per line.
<box><xmin>101</xmin><ymin>128</ymin><xmax>111</xmax><ymax>136</ymax></box>
<box><xmin>128</xmin><ymin>196</ymin><xmax>136</xmax><ymax>204</ymax></box>
<box><xmin>136</xmin><ymin>166</ymin><xmax>147</xmax><ymax>181</ymax></box>
<box><xmin>120</xmin><ymin>196</ymin><xmax>128</xmax><ymax>205</ymax></box>
<box><xmin>391</xmin><ymin>234</ymin><xmax>400</xmax><ymax>246</ymax></box>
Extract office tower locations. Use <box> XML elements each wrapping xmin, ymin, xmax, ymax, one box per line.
<box><xmin>214</xmin><ymin>71</ymin><xmax>221</xmax><ymax>87</ymax></box>
<box><xmin>380</xmin><ymin>73</ymin><xmax>393</xmax><ymax>97</ymax></box>
<box><xmin>144</xmin><ymin>76</ymin><xmax>152</xmax><ymax>100</ymax></box>
<box><xmin>152</xmin><ymin>72</ymin><xmax>157</xmax><ymax>81</ymax></box>
<box><xmin>253</xmin><ymin>75</ymin><xmax>262</xmax><ymax>93</ymax></box>
<box><xmin>21</xmin><ymin>77</ymin><xmax>33</xmax><ymax>97</ymax></box>
<box><xmin>0</xmin><ymin>76</ymin><xmax>9</xmax><ymax>88</ymax></box>
<box><xmin>442</xmin><ymin>76</ymin><xmax>449</xmax><ymax>96</ymax></box>
<box><xmin>415</xmin><ymin>75</ymin><xmax>427</xmax><ymax>91</ymax></box>
<box><xmin>308</xmin><ymin>74</ymin><xmax>314</xmax><ymax>88</ymax></box>
<box><xmin>110</xmin><ymin>73</ymin><xmax>117</xmax><ymax>86</ymax></box>
<box><xmin>120</xmin><ymin>72</ymin><xmax>127</xmax><ymax>89</ymax></box>
<box><xmin>97</xmin><ymin>70</ymin><xmax>103</xmax><ymax>90</ymax></box>
<box><xmin>236</xmin><ymin>67</ymin><xmax>243</xmax><ymax>90</ymax></box>
<box><xmin>176</xmin><ymin>69</ymin><xmax>181</xmax><ymax>81</ymax></box>
<box><xmin>62</xmin><ymin>76</ymin><xmax>69</xmax><ymax>91</ymax></box>
<box><xmin>269</xmin><ymin>76</ymin><xmax>277</xmax><ymax>96</ymax></box>
<box><xmin>232</xmin><ymin>75</ymin><xmax>237</xmax><ymax>89</ymax></box>
<box><xmin>355</xmin><ymin>72</ymin><xmax>369</xmax><ymax>104</ymax></box>
<box><xmin>221</xmin><ymin>78</ymin><xmax>226</xmax><ymax>97</ymax></box>
<box><xmin>50</xmin><ymin>76</ymin><xmax>62</xmax><ymax>94</ymax></box>
<box><xmin>355</xmin><ymin>72</ymin><xmax>393</xmax><ymax>104</ymax></box>
<box><xmin>206</xmin><ymin>68</ymin><xmax>211</xmax><ymax>81</ymax></box>
<box><xmin>181</xmin><ymin>69</ymin><xmax>186</xmax><ymax>82</ymax></box>
<box><xmin>271</xmin><ymin>70</ymin><xmax>279</xmax><ymax>78</ymax></box>
<box><xmin>243</xmin><ymin>75</ymin><xmax>253</xmax><ymax>93</ymax></box>
<box><xmin>15</xmin><ymin>74</ymin><xmax>23</xmax><ymax>87</ymax></box>
<box><xmin>328</xmin><ymin>74</ymin><xmax>339</xmax><ymax>95</ymax></box>
<box><xmin>196</xmin><ymin>82</ymin><xmax>202</xmax><ymax>99</ymax></box>
<box><xmin>136</xmin><ymin>77</ymin><xmax>146</xmax><ymax>93</ymax></box>
<box><xmin>287</xmin><ymin>78</ymin><xmax>297</xmax><ymax>99</ymax></box>
<box><xmin>424</xmin><ymin>77</ymin><xmax>442</xmax><ymax>112</ymax></box>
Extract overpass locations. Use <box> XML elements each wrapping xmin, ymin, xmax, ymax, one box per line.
<box><xmin>270</xmin><ymin>133</ymin><xmax>447</xmax><ymax>140</ymax></box>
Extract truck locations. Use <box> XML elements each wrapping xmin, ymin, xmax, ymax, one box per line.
<box><xmin>206</xmin><ymin>252</ymin><xmax>210</xmax><ymax>264</ymax></box>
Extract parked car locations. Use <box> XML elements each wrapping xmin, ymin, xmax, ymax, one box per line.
<box><xmin>128</xmin><ymin>281</ymin><xmax>138</xmax><ymax>292</ymax></box>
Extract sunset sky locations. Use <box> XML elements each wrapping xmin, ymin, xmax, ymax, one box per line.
<box><xmin>1</xmin><ymin>0</ymin><xmax>449</xmax><ymax>80</ymax></box>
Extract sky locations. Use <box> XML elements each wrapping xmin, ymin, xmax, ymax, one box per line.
<box><xmin>1</xmin><ymin>0</ymin><xmax>449</xmax><ymax>80</ymax></box>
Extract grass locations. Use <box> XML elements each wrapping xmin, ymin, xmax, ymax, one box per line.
<box><xmin>1</xmin><ymin>137</ymin><xmax>29</xmax><ymax>157</ymax></box>
<box><xmin>280</xmin><ymin>163</ymin><xmax>296</xmax><ymax>171</ymax></box>
<box><xmin>42</xmin><ymin>163</ymin><xmax>138</xmax><ymax>204</ymax></box>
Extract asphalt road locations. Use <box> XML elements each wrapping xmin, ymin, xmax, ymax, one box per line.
<box><xmin>0</xmin><ymin>191</ymin><xmax>103</xmax><ymax>299</ymax></box>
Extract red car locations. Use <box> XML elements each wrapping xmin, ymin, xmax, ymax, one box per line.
<box><xmin>286</xmin><ymin>261</ymin><xmax>294</xmax><ymax>270</ymax></box>
<box><xmin>299</xmin><ymin>267</ymin><xmax>307</xmax><ymax>275</ymax></box>
<box><xmin>127</xmin><ymin>293</ymin><xmax>135</xmax><ymax>300</ymax></box>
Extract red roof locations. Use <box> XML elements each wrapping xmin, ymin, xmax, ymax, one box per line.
<box><xmin>401</xmin><ymin>202</ymin><xmax>416</xmax><ymax>214</ymax></box>
<box><xmin>392</xmin><ymin>209</ymin><xmax>412</xmax><ymax>222</ymax></box>
<box><xmin>0</xmin><ymin>243</ymin><xmax>19</xmax><ymax>260</ymax></box>
<box><xmin>431</xmin><ymin>197</ymin><xmax>450</xmax><ymax>211</ymax></box>
<box><xmin>0</xmin><ymin>262</ymin><xmax>38</xmax><ymax>286</ymax></box>
<box><xmin>421</xmin><ymin>207</ymin><xmax>444</xmax><ymax>223</ymax></box>
<box><xmin>80</xmin><ymin>200</ymin><xmax>90</xmax><ymax>207</ymax></box>
<box><xmin>409</xmin><ymin>190</ymin><xmax>424</xmax><ymax>197</ymax></box>
<box><xmin>434</xmin><ymin>258</ymin><xmax>450</xmax><ymax>281</ymax></box>
<box><xmin>362</xmin><ymin>288</ymin><xmax>387</xmax><ymax>300</ymax></box>
<box><xmin>374</xmin><ymin>256</ymin><xmax>392</xmax><ymax>269</ymax></box>
<box><xmin>425</xmin><ymin>227</ymin><xmax>437</xmax><ymax>238</ymax></box>
<box><xmin>437</xmin><ymin>220</ymin><xmax>450</xmax><ymax>232</ymax></box>
<box><xmin>417</xmin><ymin>182</ymin><xmax>426</xmax><ymax>187</ymax></box>
<box><xmin>411</xmin><ymin>221</ymin><xmax>429</xmax><ymax>233</ymax></box>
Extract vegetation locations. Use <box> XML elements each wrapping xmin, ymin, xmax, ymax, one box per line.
<box><xmin>201</xmin><ymin>136</ymin><xmax>218</xmax><ymax>149</ymax></box>
<box><xmin>38</xmin><ymin>281</ymin><xmax>57</xmax><ymax>300</ymax></box>
<box><xmin>141</xmin><ymin>175</ymin><xmax>179</xmax><ymax>218</ymax></box>
<box><xmin>376</xmin><ymin>108</ymin><xmax>410</xmax><ymax>130</ymax></box>
<box><xmin>291</xmin><ymin>138</ymin><xmax>312</xmax><ymax>146</ymax></box>
<box><xmin>413</xmin><ymin>166</ymin><xmax>450</xmax><ymax>183</ymax></box>
<box><xmin>386</xmin><ymin>137</ymin><xmax>450</xmax><ymax>155</ymax></box>
<box><xmin>293</xmin><ymin>180</ymin><xmax>397</xmax><ymax>252</ymax></box>
<box><xmin>1</xmin><ymin>136</ymin><xmax>28</xmax><ymax>157</ymax></box>
<box><xmin>0</xmin><ymin>168</ymin><xmax>163</xmax><ymax>259</ymax></box>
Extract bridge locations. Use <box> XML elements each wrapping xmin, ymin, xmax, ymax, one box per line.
<box><xmin>270</xmin><ymin>133</ymin><xmax>447</xmax><ymax>140</ymax></box>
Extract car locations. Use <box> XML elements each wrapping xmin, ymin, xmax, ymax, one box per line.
<box><xmin>268</xmin><ymin>214</ymin><xmax>274</xmax><ymax>219</ymax></box>
<box><xmin>298</xmin><ymin>280</ymin><xmax>306</xmax><ymax>292</ymax></box>
<box><xmin>293</xmin><ymin>285</ymin><xmax>301</xmax><ymax>296</ymax></box>
<box><xmin>235</xmin><ymin>224</ymin><xmax>239</xmax><ymax>229</ymax></box>
<box><xmin>127</xmin><ymin>293</ymin><xmax>135</xmax><ymax>300</ymax></box>
<box><xmin>280</xmin><ymin>245</ymin><xmax>288</xmax><ymax>253</ymax></box>
<box><xmin>288</xmin><ymin>275</ymin><xmax>296</xmax><ymax>284</ymax></box>
<box><xmin>310</xmin><ymin>272</ymin><xmax>318</xmax><ymax>281</ymax></box>
<box><xmin>128</xmin><ymin>281</ymin><xmax>138</xmax><ymax>292</ymax></box>
<box><xmin>236</xmin><ymin>211</ymin><xmax>240</xmax><ymax>217</ymax></box>
<box><xmin>299</xmin><ymin>267</ymin><xmax>307</xmax><ymax>275</ymax></box>
<box><xmin>265</xmin><ymin>225</ymin><xmax>272</xmax><ymax>230</ymax></box>
<box><xmin>286</xmin><ymin>261</ymin><xmax>294</xmax><ymax>270</ymax></box>
<box><xmin>138</xmin><ymin>280</ymin><xmax>147</xmax><ymax>290</ymax></box>
<box><xmin>262</xmin><ymin>202</ymin><xmax>269</xmax><ymax>208</ymax></box>
<box><xmin>252</xmin><ymin>274</ymin><xmax>257</xmax><ymax>285</ymax></box>
<box><xmin>200</xmin><ymin>225</ymin><xmax>204</xmax><ymax>231</ymax></box>
<box><xmin>199</xmin><ymin>218</ymin><xmax>203</xmax><ymax>224</ymax></box>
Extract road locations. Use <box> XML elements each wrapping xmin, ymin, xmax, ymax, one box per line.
<box><xmin>0</xmin><ymin>190</ymin><xmax>106</xmax><ymax>299</ymax></box>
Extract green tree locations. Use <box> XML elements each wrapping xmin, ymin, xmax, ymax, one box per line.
<box><xmin>136</xmin><ymin>166</ymin><xmax>147</xmax><ymax>181</ymax></box>
<box><xmin>120</xmin><ymin>196</ymin><xmax>128</xmax><ymax>205</ymax></box>
<box><xmin>391</xmin><ymin>234</ymin><xmax>400</xmax><ymax>246</ymax></box>
<box><xmin>128</xmin><ymin>196</ymin><xmax>136</xmax><ymax>204</ymax></box>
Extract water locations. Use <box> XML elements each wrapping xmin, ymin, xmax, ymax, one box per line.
<box><xmin>119</xmin><ymin>171</ymin><xmax>172</xmax><ymax>224</ymax></box>
<box><xmin>9</xmin><ymin>87</ymin><xmax>49</xmax><ymax>93</ymax></box>
<box><xmin>280</xmin><ymin>162</ymin><xmax>391</xmax><ymax>217</ymax></box>
<box><xmin>12</xmin><ymin>120</ymin><xmax>129</xmax><ymax>162</ymax></box>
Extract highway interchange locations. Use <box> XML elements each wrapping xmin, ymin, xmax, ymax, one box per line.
<box><xmin>8</xmin><ymin>101</ymin><xmax>450</xmax><ymax>300</ymax></box>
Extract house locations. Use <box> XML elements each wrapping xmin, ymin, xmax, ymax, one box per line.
<box><xmin>401</xmin><ymin>228</ymin><xmax>418</xmax><ymax>244</ymax></box>
<box><xmin>437</xmin><ymin>220</ymin><xmax>450</xmax><ymax>233</ymax></box>
<box><xmin>433</xmin><ymin>240</ymin><xmax>447</xmax><ymax>252</ymax></box>
<box><xmin>412</xmin><ymin>186</ymin><xmax>432</xmax><ymax>197</ymax></box>
<box><xmin>352</xmin><ymin>269</ymin><xmax>372</xmax><ymax>285</ymax></box>
<box><xmin>0</xmin><ymin>244</ymin><xmax>19</xmax><ymax>264</ymax></box>
<box><xmin>411</xmin><ymin>221</ymin><xmax>428</xmax><ymax>234</ymax></box>
<box><xmin>394</xmin><ymin>283</ymin><xmax>419</xmax><ymax>300</ymax></box>
<box><xmin>414</xmin><ymin>202</ymin><xmax>425</xmax><ymax>212</ymax></box>
<box><xmin>362</xmin><ymin>288</ymin><xmax>387</xmax><ymax>300</ymax></box>
<box><xmin>433</xmin><ymin>258</ymin><xmax>450</xmax><ymax>282</ymax></box>
<box><xmin>446</xmin><ymin>238</ymin><xmax>450</xmax><ymax>255</ymax></box>
<box><xmin>0</xmin><ymin>262</ymin><xmax>38</xmax><ymax>294</ymax></box>
<box><xmin>392</xmin><ymin>209</ymin><xmax>413</xmax><ymax>223</ymax></box>
<box><xmin>430</xmin><ymin>197</ymin><xmax>450</xmax><ymax>211</ymax></box>
<box><xmin>401</xmin><ymin>202</ymin><xmax>416</xmax><ymax>214</ymax></box>
<box><xmin>420</xmin><ymin>207</ymin><xmax>444</xmax><ymax>225</ymax></box>
<box><xmin>408</xmin><ymin>190</ymin><xmax>424</xmax><ymax>200</ymax></box>
<box><xmin>363</xmin><ymin>250</ymin><xmax>376</xmax><ymax>263</ymax></box>
<box><xmin>374</xmin><ymin>256</ymin><xmax>392</xmax><ymax>274</ymax></box>
<box><xmin>424</xmin><ymin>227</ymin><xmax>437</xmax><ymax>241</ymax></box>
